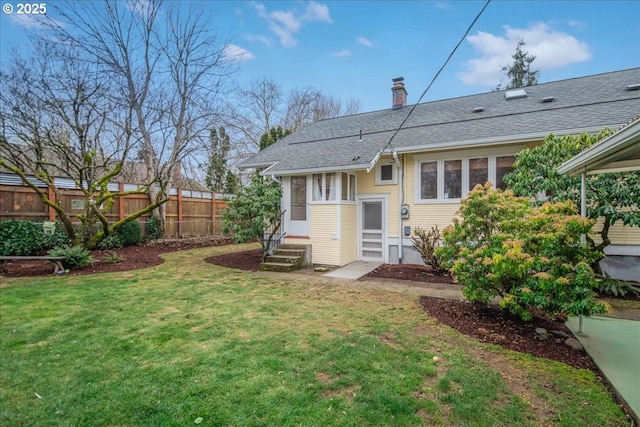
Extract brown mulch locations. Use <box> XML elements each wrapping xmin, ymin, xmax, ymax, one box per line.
<box><xmin>1</xmin><ymin>246</ymin><xmax>627</xmax><ymax>375</ymax></box>
<box><xmin>0</xmin><ymin>236</ymin><xmax>233</xmax><ymax>278</ymax></box>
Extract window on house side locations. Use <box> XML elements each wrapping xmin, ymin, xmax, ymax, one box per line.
<box><xmin>375</xmin><ymin>163</ymin><xmax>396</xmax><ymax>185</ymax></box>
<box><xmin>341</xmin><ymin>173</ymin><xmax>356</xmax><ymax>201</ymax></box>
<box><xmin>380</xmin><ymin>164</ymin><xmax>393</xmax><ymax>181</ymax></box>
<box><xmin>496</xmin><ymin>156</ymin><xmax>516</xmax><ymax>190</ymax></box>
<box><xmin>469</xmin><ymin>157</ymin><xmax>488</xmax><ymax>191</ymax></box>
<box><xmin>312</xmin><ymin>173</ymin><xmax>337</xmax><ymax>201</ymax></box>
<box><xmin>420</xmin><ymin>161</ymin><xmax>437</xmax><ymax>199</ymax></box>
<box><xmin>444</xmin><ymin>160</ymin><xmax>462</xmax><ymax>199</ymax></box>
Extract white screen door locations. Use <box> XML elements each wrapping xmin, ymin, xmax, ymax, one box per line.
<box><xmin>360</xmin><ymin>199</ymin><xmax>384</xmax><ymax>261</ymax></box>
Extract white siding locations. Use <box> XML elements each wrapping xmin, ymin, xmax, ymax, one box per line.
<box><xmin>309</xmin><ymin>204</ymin><xmax>340</xmax><ymax>265</ymax></box>
<box><xmin>340</xmin><ymin>204</ymin><xmax>358</xmax><ymax>266</ymax></box>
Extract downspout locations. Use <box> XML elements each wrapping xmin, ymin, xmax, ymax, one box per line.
<box><xmin>393</xmin><ymin>150</ymin><xmax>403</xmax><ymax>264</ymax></box>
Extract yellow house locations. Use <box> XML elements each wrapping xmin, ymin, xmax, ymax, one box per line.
<box><xmin>241</xmin><ymin>69</ymin><xmax>640</xmax><ymax>267</ymax></box>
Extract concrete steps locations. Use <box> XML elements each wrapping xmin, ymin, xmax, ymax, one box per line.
<box><xmin>260</xmin><ymin>244</ymin><xmax>307</xmax><ymax>272</ymax></box>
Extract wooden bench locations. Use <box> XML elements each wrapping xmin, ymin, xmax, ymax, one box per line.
<box><xmin>0</xmin><ymin>256</ymin><xmax>66</xmax><ymax>275</ymax></box>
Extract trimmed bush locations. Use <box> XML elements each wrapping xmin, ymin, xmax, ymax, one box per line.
<box><xmin>98</xmin><ymin>220</ymin><xmax>142</xmax><ymax>249</ymax></box>
<box><xmin>437</xmin><ymin>183</ymin><xmax>606</xmax><ymax>321</ymax></box>
<box><xmin>0</xmin><ymin>220</ymin><xmax>69</xmax><ymax>256</ymax></box>
<box><xmin>116</xmin><ymin>220</ymin><xmax>142</xmax><ymax>247</ymax></box>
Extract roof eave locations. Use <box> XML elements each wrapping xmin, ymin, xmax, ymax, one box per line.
<box><xmin>557</xmin><ymin>119</ymin><xmax>640</xmax><ymax>176</ymax></box>
<box><xmin>395</xmin><ymin>126</ymin><xmax>617</xmax><ymax>155</ymax></box>
<box><xmin>260</xmin><ymin>163</ymin><xmax>372</xmax><ymax>177</ymax></box>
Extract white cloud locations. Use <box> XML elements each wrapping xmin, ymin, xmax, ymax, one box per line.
<box><xmin>458</xmin><ymin>22</ymin><xmax>592</xmax><ymax>87</ymax></box>
<box><xmin>126</xmin><ymin>0</ymin><xmax>154</xmax><ymax>19</ymax></box>
<box><xmin>356</xmin><ymin>37</ymin><xmax>373</xmax><ymax>47</ymax></box>
<box><xmin>302</xmin><ymin>1</ymin><xmax>333</xmax><ymax>23</ymax></box>
<box><xmin>434</xmin><ymin>1</ymin><xmax>451</xmax><ymax>10</ymax></box>
<box><xmin>223</xmin><ymin>44</ymin><xmax>255</xmax><ymax>62</ymax></box>
<box><xmin>332</xmin><ymin>49</ymin><xmax>351</xmax><ymax>58</ymax></box>
<box><xmin>252</xmin><ymin>1</ymin><xmax>332</xmax><ymax>48</ymax></box>
<box><xmin>9</xmin><ymin>12</ymin><xmax>63</xmax><ymax>30</ymax></box>
<box><xmin>245</xmin><ymin>34</ymin><xmax>273</xmax><ymax>47</ymax></box>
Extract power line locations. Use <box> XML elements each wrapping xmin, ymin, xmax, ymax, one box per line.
<box><xmin>381</xmin><ymin>0</ymin><xmax>491</xmax><ymax>154</ymax></box>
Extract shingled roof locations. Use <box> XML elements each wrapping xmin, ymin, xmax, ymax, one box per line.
<box><xmin>241</xmin><ymin>68</ymin><xmax>640</xmax><ymax>175</ymax></box>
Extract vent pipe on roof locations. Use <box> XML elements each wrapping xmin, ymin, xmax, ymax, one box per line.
<box><xmin>391</xmin><ymin>77</ymin><xmax>407</xmax><ymax>110</ymax></box>
<box><xmin>626</xmin><ymin>84</ymin><xmax>640</xmax><ymax>91</ymax></box>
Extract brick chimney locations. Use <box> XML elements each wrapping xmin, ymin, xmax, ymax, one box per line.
<box><xmin>391</xmin><ymin>77</ymin><xmax>407</xmax><ymax>109</ymax></box>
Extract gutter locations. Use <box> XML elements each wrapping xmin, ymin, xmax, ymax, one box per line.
<box><xmin>393</xmin><ymin>149</ymin><xmax>404</xmax><ymax>264</ymax></box>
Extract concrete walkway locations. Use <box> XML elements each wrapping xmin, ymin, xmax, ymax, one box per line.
<box><xmin>322</xmin><ymin>261</ymin><xmax>382</xmax><ymax>279</ymax></box>
<box><xmin>256</xmin><ymin>267</ymin><xmax>639</xmax><ymax>421</ymax></box>
<box><xmin>566</xmin><ymin>316</ymin><xmax>640</xmax><ymax>423</ymax></box>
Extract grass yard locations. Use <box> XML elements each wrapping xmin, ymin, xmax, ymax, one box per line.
<box><xmin>0</xmin><ymin>243</ymin><xmax>628</xmax><ymax>426</ymax></box>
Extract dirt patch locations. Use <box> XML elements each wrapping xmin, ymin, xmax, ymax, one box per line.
<box><xmin>364</xmin><ymin>263</ymin><xmax>454</xmax><ymax>284</ymax></box>
<box><xmin>204</xmin><ymin>249</ymin><xmax>263</xmax><ymax>272</ymax></box>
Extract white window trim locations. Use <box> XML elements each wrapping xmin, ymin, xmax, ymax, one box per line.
<box><xmin>340</xmin><ymin>172</ymin><xmax>357</xmax><ymax>204</ymax></box>
<box><xmin>311</xmin><ymin>172</ymin><xmax>358</xmax><ymax>204</ymax></box>
<box><xmin>374</xmin><ymin>161</ymin><xmax>397</xmax><ymax>185</ymax></box>
<box><xmin>414</xmin><ymin>147</ymin><xmax>520</xmax><ymax>204</ymax></box>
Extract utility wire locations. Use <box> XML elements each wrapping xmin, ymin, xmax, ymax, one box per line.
<box><xmin>381</xmin><ymin>0</ymin><xmax>491</xmax><ymax>154</ymax></box>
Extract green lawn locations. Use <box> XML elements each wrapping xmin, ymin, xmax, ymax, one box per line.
<box><xmin>0</xmin><ymin>243</ymin><xmax>627</xmax><ymax>426</ymax></box>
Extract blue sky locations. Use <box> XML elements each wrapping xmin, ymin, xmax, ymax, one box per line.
<box><xmin>1</xmin><ymin>1</ymin><xmax>639</xmax><ymax>112</ymax></box>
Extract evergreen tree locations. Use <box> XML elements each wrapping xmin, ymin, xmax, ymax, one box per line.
<box><xmin>499</xmin><ymin>39</ymin><xmax>539</xmax><ymax>89</ymax></box>
<box><xmin>224</xmin><ymin>170</ymin><xmax>239</xmax><ymax>194</ymax></box>
<box><xmin>205</xmin><ymin>127</ymin><xmax>231</xmax><ymax>191</ymax></box>
<box><xmin>259</xmin><ymin>126</ymin><xmax>292</xmax><ymax>151</ymax></box>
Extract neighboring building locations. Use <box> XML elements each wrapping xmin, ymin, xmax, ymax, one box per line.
<box><xmin>240</xmin><ymin>68</ymin><xmax>640</xmax><ymax>266</ymax></box>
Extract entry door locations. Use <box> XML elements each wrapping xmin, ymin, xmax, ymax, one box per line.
<box><xmin>288</xmin><ymin>175</ymin><xmax>308</xmax><ymax>236</ymax></box>
<box><xmin>360</xmin><ymin>199</ymin><xmax>385</xmax><ymax>262</ymax></box>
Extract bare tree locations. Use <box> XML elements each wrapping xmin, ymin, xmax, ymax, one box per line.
<box><xmin>46</xmin><ymin>0</ymin><xmax>236</xmax><ymax>231</ymax></box>
<box><xmin>227</xmin><ymin>78</ymin><xmax>284</xmax><ymax>152</ymax></box>
<box><xmin>225</xmin><ymin>80</ymin><xmax>362</xmax><ymax>171</ymax></box>
<box><xmin>0</xmin><ymin>41</ymin><xmax>161</xmax><ymax>248</ymax></box>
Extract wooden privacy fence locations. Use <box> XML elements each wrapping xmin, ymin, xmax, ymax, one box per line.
<box><xmin>0</xmin><ymin>173</ymin><xmax>229</xmax><ymax>238</ymax></box>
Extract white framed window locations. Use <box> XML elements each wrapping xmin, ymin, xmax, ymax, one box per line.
<box><xmin>415</xmin><ymin>151</ymin><xmax>517</xmax><ymax>203</ymax></box>
<box><xmin>312</xmin><ymin>173</ymin><xmax>337</xmax><ymax>201</ymax></box>
<box><xmin>375</xmin><ymin>162</ymin><xmax>397</xmax><ymax>185</ymax></box>
<box><xmin>341</xmin><ymin>172</ymin><xmax>356</xmax><ymax>202</ymax></box>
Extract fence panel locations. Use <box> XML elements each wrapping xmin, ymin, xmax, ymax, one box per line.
<box><xmin>0</xmin><ymin>180</ymin><xmax>228</xmax><ymax>238</ymax></box>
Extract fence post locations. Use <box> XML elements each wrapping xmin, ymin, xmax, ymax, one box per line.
<box><xmin>48</xmin><ymin>187</ymin><xmax>56</xmax><ymax>221</ymax></box>
<box><xmin>119</xmin><ymin>183</ymin><xmax>125</xmax><ymax>220</ymax></box>
<box><xmin>177</xmin><ymin>187</ymin><xmax>183</xmax><ymax>238</ymax></box>
<box><xmin>211</xmin><ymin>192</ymin><xmax>217</xmax><ymax>234</ymax></box>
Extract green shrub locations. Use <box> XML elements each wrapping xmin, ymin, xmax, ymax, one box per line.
<box><xmin>103</xmin><ymin>251</ymin><xmax>124</xmax><ymax>264</ymax></box>
<box><xmin>115</xmin><ymin>220</ymin><xmax>142</xmax><ymax>247</ymax></box>
<box><xmin>0</xmin><ymin>220</ymin><xmax>68</xmax><ymax>256</ymax></box>
<box><xmin>146</xmin><ymin>216</ymin><xmax>163</xmax><ymax>240</ymax></box>
<box><xmin>43</xmin><ymin>222</ymin><xmax>71</xmax><ymax>249</ymax></box>
<box><xmin>437</xmin><ymin>183</ymin><xmax>606</xmax><ymax>321</ymax></box>
<box><xmin>48</xmin><ymin>245</ymin><xmax>94</xmax><ymax>270</ymax></box>
<box><xmin>99</xmin><ymin>233</ymin><xmax>124</xmax><ymax>250</ymax></box>
<box><xmin>98</xmin><ymin>220</ymin><xmax>142</xmax><ymax>249</ymax></box>
<box><xmin>411</xmin><ymin>225</ymin><xmax>445</xmax><ymax>273</ymax></box>
<box><xmin>597</xmin><ymin>274</ymin><xmax>640</xmax><ymax>297</ymax></box>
